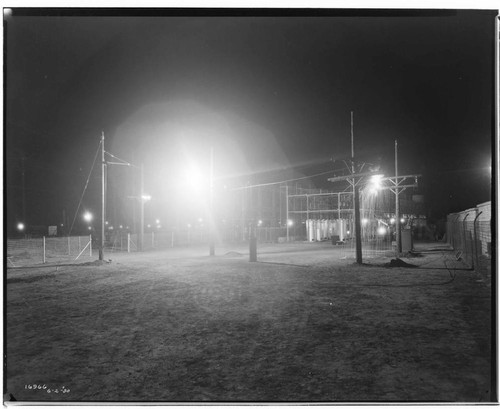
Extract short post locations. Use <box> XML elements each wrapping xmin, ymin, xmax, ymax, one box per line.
<box><xmin>249</xmin><ymin>223</ymin><xmax>257</xmax><ymax>262</ymax></box>
<box><xmin>43</xmin><ymin>236</ymin><xmax>46</xmax><ymax>263</ymax></box>
<box><xmin>89</xmin><ymin>235</ymin><xmax>92</xmax><ymax>257</ymax></box>
<box><xmin>127</xmin><ymin>233</ymin><xmax>131</xmax><ymax>253</ymax></box>
<box><xmin>152</xmin><ymin>231</ymin><xmax>155</xmax><ymax>249</ymax></box>
<box><xmin>68</xmin><ymin>236</ymin><xmax>71</xmax><ymax>256</ymax></box>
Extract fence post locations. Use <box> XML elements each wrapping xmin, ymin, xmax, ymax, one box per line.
<box><xmin>462</xmin><ymin>213</ymin><xmax>470</xmax><ymax>264</ymax></box>
<box><xmin>127</xmin><ymin>233</ymin><xmax>131</xmax><ymax>253</ymax></box>
<box><xmin>152</xmin><ymin>231</ymin><xmax>155</xmax><ymax>249</ymax></box>
<box><xmin>89</xmin><ymin>235</ymin><xmax>92</xmax><ymax>257</ymax></box>
<box><xmin>68</xmin><ymin>236</ymin><xmax>71</xmax><ymax>256</ymax></box>
<box><xmin>473</xmin><ymin>211</ymin><xmax>483</xmax><ymax>270</ymax></box>
<box><xmin>43</xmin><ymin>236</ymin><xmax>46</xmax><ymax>263</ymax></box>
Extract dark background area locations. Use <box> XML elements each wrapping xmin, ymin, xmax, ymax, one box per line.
<box><xmin>5</xmin><ymin>8</ymin><xmax>496</xmax><ymax>234</ymax></box>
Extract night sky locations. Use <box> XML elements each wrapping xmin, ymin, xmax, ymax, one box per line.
<box><xmin>5</xmin><ymin>8</ymin><xmax>496</xmax><ymax>233</ymax></box>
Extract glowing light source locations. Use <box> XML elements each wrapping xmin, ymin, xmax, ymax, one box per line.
<box><xmin>377</xmin><ymin>226</ymin><xmax>387</xmax><ymax>235</ymax></box>
<box><xmin>141</xmin><ymin>194</ymin><xmax>152</xmax><ymax>201</ymax></box>
<box><xmin>258</xmin><ymin>220</ymin><xmax>263</xmax><ymax>226</ymax></box>
<box><xmin>367</xmin><ymin>174</ymin><xmax>384</xmax><ymax>194</ymax></box>
<box><xmin>287</xmin><ymin>219</ymin><xmax>294</xmax><ymax>227</ymax></box>
<box><xmin>362</xmin><ymin>218</ymin><xmax>369</xmax><ymax>225</ymax></box>
<box><xmin>390</xmin><ymin>218</ymin><xmax>395</xmax><ymax>224</ymax></box>
<box><xmin>83</xmin><ymin>212</ymin><xmax>93</xmax><ymax>223</ymax></box>
<box><xmin>17</xmin><ymin>222</ymin><xmax>25</xmax><ymax>231</ymax></box>
<box><xmin>400</xmin><ymin>218</ymin><xmax>405</xmax><ymax>223</ymax></box>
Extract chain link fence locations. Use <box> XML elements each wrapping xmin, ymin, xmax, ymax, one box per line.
<box><xmin>7</xmin><ymin>235</ymin><xmax>93</xmax><ymax>267</ymax></box>
<box><xmin>447</xmin><ymin>203</ymin><xmax>492</xmax><ymax>271</ymax></box>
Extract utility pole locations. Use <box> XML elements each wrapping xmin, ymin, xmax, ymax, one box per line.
<box><xmin>21</xmin><ymin>156</ymin><xmax>26</xmax><ymax>225</ymax></box>
<box><xmin>351</xmin><ymin>111</ymin><xmax>362</xmax><ymax>264</ymax></box>
<box><xmin>140</xmin><ymin>163</ymin><xmax>144</xmax><ymax>252</ymax></box>
<box><xmin>100</xmin><ymin>131</ymin><xmax>106</xmax><ymax>261</ymax></box>
<box><xmin>285</xmin><ymin>184</ymin><xmax>290</xmax><ymax>242</ymax></box>
<box><xmin>395</xmin><ymin>140</ymin><xmax>401</xmax><ymax>255</ymax></box>
<box><xmin>209</xmin><ymin>146</ymin><xmax>215</xmax><ymax>256</ymax></box>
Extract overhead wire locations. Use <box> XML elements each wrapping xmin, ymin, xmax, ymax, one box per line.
<box><xmin>68</xmin><ymin>140</ymin><xmax>102</xmax><ymax>236</ymax></box>
<box><xmin>230</xmin><ymin>167</ymin><xmax>351</xmax><ymax>191</ymax></box>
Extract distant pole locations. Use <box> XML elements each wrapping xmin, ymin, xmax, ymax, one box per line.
<box><xmin>249</xmin><ymin>222</ymin><xmax>257</xmax><ymax>262</ymax></box>
<box><xmin>395</xmin><ymin>139</ymin><xmax>401</xmax><ymax>255</ymax></box>
<box><xmin>351</xmin><ymin>111</ymin><xmax>362</xmax><ymax>264</ymax></box>
<box><xmin>209</xmin><ymin>147</ymin><xmax>215</xmax><ymax>256</ymax></box>
<box><xmin>21</xmin><ymin>156</ymin><xmax>26</xmax><ymax>225</ymax></box>
<box><xmin>100</xmin><ymin>131</ymin><xmax>105</xmax><ymax>261</ymax></box>
<box><xmin>286</xmin><ymin>184</ymin><xmax>289</xmax><ymax>242</ymax></box>
<box><xmin>140</xmin><ymin>163</ymin><xmax>144</xmax><ymax>252</ymax></box>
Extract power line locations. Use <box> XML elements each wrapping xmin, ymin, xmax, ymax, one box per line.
<box><xmin>68</xmin><ymin>140</ymin><xmax>102</xmax><ymax>236</ymax></box>
<box><xmin>231</xmin><ymin>167</ymin><xmax>350</xmax><ymax>191</ymax></box>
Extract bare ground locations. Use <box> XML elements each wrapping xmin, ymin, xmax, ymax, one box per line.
<box><xmin>5</xmin><ymin>241</ymin><xmax>493</xmax><ymax>402</ymax></box>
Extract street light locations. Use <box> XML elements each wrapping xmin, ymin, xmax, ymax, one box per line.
<box><xmin>17</xmin><ymin>222</ymin><xmax>25</xmax><ymax>232</ymax></box>
<box><xmin>83</xmin><ymin>211</ymin><xmax>93</xmax><ymax>223</ymax></box>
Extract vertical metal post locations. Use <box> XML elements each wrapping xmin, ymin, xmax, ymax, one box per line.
<box><xmin>249</xmin><ymin>222</ymin><xmax>257</xmax><ymax>262</ymax></box>
<box><xmin>463</xmin><ymin>213</ymin><xmax>470</xmax><ymax>265</ymax></box>
<box><xmin>351</xmin><ymin>111</ymin><xmax>362</xmax><ymax>264</ymax></box>
<box><xmin>209</xmin><ymin>147</ymin><xmax>215</xmax><ymax>256</ymax></box>
<box><xmin>286</xmin><ymin>184</ymin><xmax>289</xmax><ymax>242</ymax></box>
<box><xmin>89</xmin><ymin>234</ymin><xmax>92</xmax><ymax>257</ymax></box>
<box><xmin>21</xmin><ymin>156</ymin><xmax>26</xmax><ymax>225</ymax></box>
<box><xmin>306</xmin><ymin>194</ymin><xmax>309</xmax><ymax>222</ymax></box>
<box><xmin>338</xmin><ymin>193</ymin><xmax>341</xmax><ymax>220</ymax></box>
<box><xmin>43</xmin><ymin>236</ymin><xmax>46</xmax><ymax>263</ymax></box>
<box><xmin>395</xmin><ymin>139</ymin><xmax>401</xmax><ymax>255</ymax></box>
<box><xmin>140</xmin><ymin>163</ymin><xmax>144</xmax><ymax>252</ymax></box>
<box><xmin>473</xmin><ymin>211</ymin><xmax>483</xmax><ymax>269</ymax></box>
<box><xmin>68</xmin><ymin>235</ymin><xmax>71</xmax><ymax>256</ymax></box>
<box><xmin>100</xmin><ymin>132</ymin><xmax>105</xmax><ymax>261</ymax></box>
<box><xmin>127</xmin><ymin>233</ymin><xmax>131</xmax><ymax>253</ymax></box>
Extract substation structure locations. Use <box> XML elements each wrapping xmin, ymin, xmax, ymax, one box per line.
<box><xmin>218</xmin><ymin>183</ymin><xmax>426</xmax><ymax>244</ymax></box>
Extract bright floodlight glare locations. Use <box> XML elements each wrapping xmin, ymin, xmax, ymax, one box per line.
<box><xmin>83</xmin><ymin>212</ymin><xmax>93</xmax><ymax>222</ymax></box>
<box><xmin>377</xmin><ymin>226</ymin><xmax>387</xmax><ymax>235</ymax></box>
<box><xmin>400</xmin><ymin>218</ymin><xmax>405</xmax><ymax>223</ymax></box>
<box><xmin>287</xmin><ymin>219</ymin><xmax>294</xmax><ymax>227</ymax></box>
<box><xmin>362</xmin><ymin>218</ymin><xmax>369</xmax><ymax>225</ymax></box>
<box><xmin>182</xmin><ymin>163</ymin><xmax>207</xmax><ymax>192</ymax></box>
<box><xmin>390</xmin><ymin>218</ymin><xmax>395</xmax><ymax>224</ymax></box>
<box><xmin>258</xmin><ymin>220</ymin><xmax>263</xmax><ymax>226</ymax></box>
<box><xmin>142</xmin><ymin>194</ymin><xmax>152</xmax><ymax>201</ymax></box>
<box><xmin>156</xmin><ymin>219</ymin><xmax>160</xmax><ymax>224</ymax></box>
<box><xmin>368</xmin><ymin>174</ymin><xmax>384</xmax><ymax>191</ymax></box>
<box><xmin>17</xmin><ymin>222</ymin><xmax>25</xmax><ymax>231</ymax></box>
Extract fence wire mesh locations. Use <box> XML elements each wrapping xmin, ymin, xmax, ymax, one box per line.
<box><xmin>7</xmin><ymin>236</ymin><xmax>93</xmax><ymax>267</ymax></box>
<box><xmin>447</xmin><ymin>218</ymin><xmax>491</xmax><ymax>270</ymax></box>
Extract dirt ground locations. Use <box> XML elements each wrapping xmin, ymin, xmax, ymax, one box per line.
<box><xmin>5</xmin><ymin>241</ymin><xmax>494</xmax><ymax>403</ymax></box>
